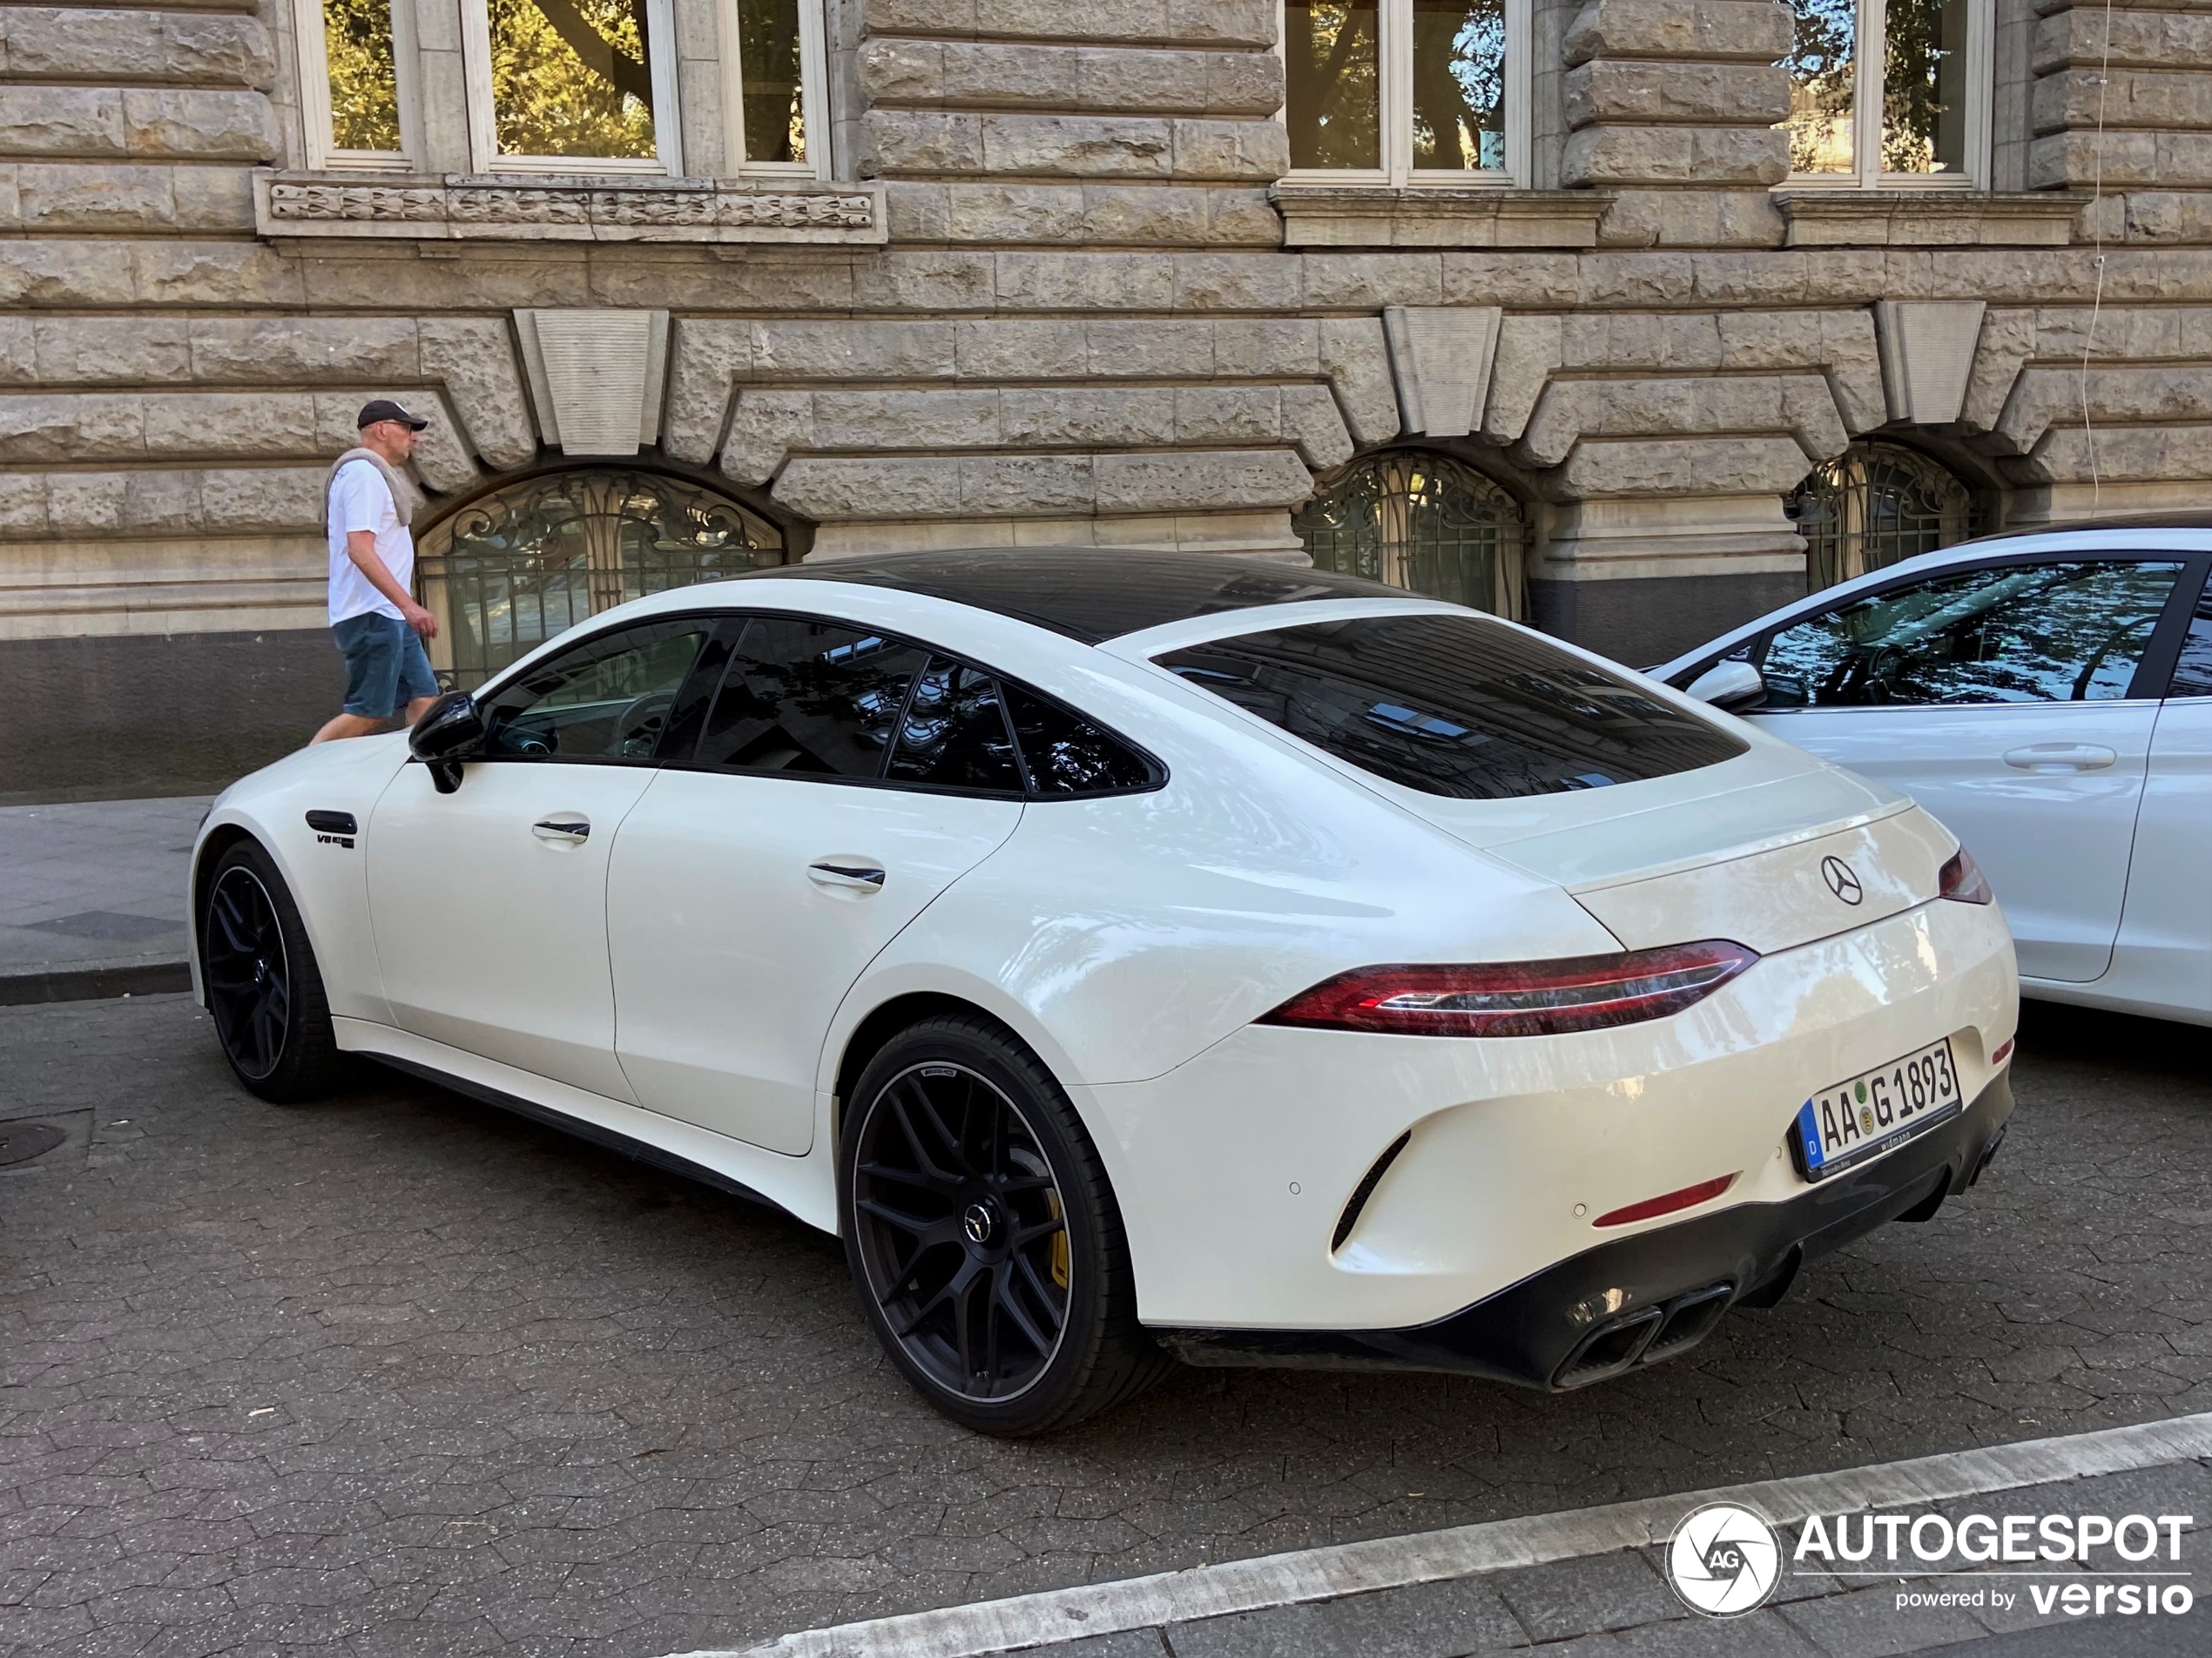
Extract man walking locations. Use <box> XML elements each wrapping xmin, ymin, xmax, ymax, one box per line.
<box><xmin>313</xmin><ymin>399</ymin><xmax>442</xmax><ymax>744</ymax></box>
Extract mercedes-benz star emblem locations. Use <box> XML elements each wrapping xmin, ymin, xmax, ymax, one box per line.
<box><xmin>1821</xmin><ymin>855</ymin><xmax>1865</xmax><ymax>906</ymax></box>
<box><xmin>961</xmin><ymin>1202</ymin><xmax>995</xmax><ymax>1246</ymax></box>
<box><xmin>1668</xmin><ymin>1502</ymin><xmax>1782</xmax><ymax>1617</ymax></box>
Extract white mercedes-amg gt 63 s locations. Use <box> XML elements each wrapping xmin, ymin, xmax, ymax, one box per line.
<box><xmin>192</xmin><ymin>550</ymin><xmax>2019</xmax><ymax>1434</ymax></box>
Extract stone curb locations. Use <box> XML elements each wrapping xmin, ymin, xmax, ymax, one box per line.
<box><xmin>674</xmin><ymin>1412</ymin><xmax>2212</xmax><ymax>1658</ymax></box>
<box><xmin>0</xmin><ymin>961</ymin><xmax>193</xmax><ymax>1007</ymax></box>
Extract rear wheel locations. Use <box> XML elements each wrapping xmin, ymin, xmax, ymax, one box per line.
<box><xmin>200</xmin><ymin>841</ymin><xmax>344</xmax><ymax>1102</ymax></box>
<box><xmin>839</xmin><ymin>1015</ymin><xmax>1171</xmax><ymax>1435</ymax></box>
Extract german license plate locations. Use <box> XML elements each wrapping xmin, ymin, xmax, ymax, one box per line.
<box><xmin>1791</xmin><ymin>1038</ymin><xmax>1962</xmax><ymax>1182</ymax></box>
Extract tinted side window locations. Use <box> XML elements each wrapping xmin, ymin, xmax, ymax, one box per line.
<box><xmin>1157</xmin><ymin>613</ymin><xmax>1745</xmax><ymax>800</ymax></box>
<box><xmin>887</xmin><ymin>657</ymin><xmax>1024</xmax><ymax>792</ymax></box>
<box><xmin>481</xmin><ymin>618</ymin><xmax>714</xmax><ymax>762</ymax></box>
<box><xmin>698</xmin><ymin>618</ymin><xmax>927</xmax><ymax>778</ymax></box>
<box><xmin>2168</xmin><ymin>581</ymin><xmax>2212</xmax><ymax>698</ymax></box>
<box><xmin>1002</xmin><ymin>685</ymin><xmax>1159</xmax><ymax>795</ymax></box>
<box><xmin>1762</xmin><ymin>561</ymin><xmax>2186</xmax><ymax>708</ymax></box>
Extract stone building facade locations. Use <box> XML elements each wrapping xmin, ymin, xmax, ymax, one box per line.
<box><xmin>3</xmin><ymin>0</ymin><xmax>2209</xmax><ymax>796</ymax></box>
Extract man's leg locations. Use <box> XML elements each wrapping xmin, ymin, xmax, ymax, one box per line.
<box><xmin>315</xmin><ymin>615</ymin><xmax>406</xmax><ymax>743</ymax></box>
<box><xmin>312</xmin><ymin>712</ymin><xmax>387</xmax><ymax>744</ymax></box>
<box><xmin>395</xmin><ymin>627</ymin><xmax>442</xmax><ymax>733</ymax></box>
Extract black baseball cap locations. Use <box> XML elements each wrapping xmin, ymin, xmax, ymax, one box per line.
<box><xmin>357</xmin><ymin>398</ymin><xmax>429</xmax><ymax>431</ymax></box>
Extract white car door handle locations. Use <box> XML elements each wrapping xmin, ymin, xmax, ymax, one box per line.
<box><xmin>2002</xmin><ymin>745</ymin><xmax>2118</xmax><ymax>772</ymax></box>
<box><xmin>531</xmin><ymin>816</ymin><xmax>591</xmax><ymax>842</ymax></box>
<box><xmin>808</xmin><ymin>859</ymin><xmax>886</xmax><ymax>891</ymax></box>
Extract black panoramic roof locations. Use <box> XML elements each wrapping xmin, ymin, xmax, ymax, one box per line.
<box><xmin>1972</xmin><ymin>510</ymin><xmax>2212</xmax><ymax>541</ymax></box>
<box><xmin>745</xmin><ymin>547</ymin><xmax>1410</xmax><ymax>644</ymax></box>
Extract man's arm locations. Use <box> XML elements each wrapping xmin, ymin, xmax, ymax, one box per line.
<box><xmin>347</xmin><ymin>529</ymin><xmax>439</xmax><ymax>639</ymax></box>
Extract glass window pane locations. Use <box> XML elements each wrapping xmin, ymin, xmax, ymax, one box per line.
<box><xmin>323</xmin><ymin>0</ymin><xmax>402</xmax><ymax>151</ymax></box>
<box><xmin>1883</xmin><ymin>0</ymin><xmax>1971</xmax><ymax>173</ymax></box>
<box><xmin>738</xmin><ymin>0</ymin><xmax>806</xmax><ymax>164</ymax></box>
<box><xmin>1285</xmin><ymin>1</ymin><xmax>1381</xmax><ymax>170</ymax></box>
<box><xmin>489</xmin><ymin>0</ymin><xmax>658</xmax><ymax>160</ymax></box>
<box><xmin>1761</xmin><ymin>562</ymin><xmax>2186</xmax><ymax>710</ymax></box>
<box><xmin>482</xmin><ymin>617</ymin><xmax>712</xmax><ymax>761</ymax></box>
<box><xmin>1157</xmin><ymin>614</ymin><xmax>1746</xmax><ymax>801</ymax></box>
<box><xmin>1001</xmin><ymin>685</ymin><xmax>1158</xmax><ymax>795</ymax></box>
<box><xmin>2167</xmin><ymin>586</ymin><xmax>2212</xmax><ymax>698</ymax></box>
<box><xmin>1783</xmin><ymin>0</ymin><xmax>1858</xmax><ymax>174</ymax></box>
<box><xmin>1294</xmin><ymin>454</ymin><xmax>1525</xmax><ymax>617</ymax></box>
<box><xmin>887</xmin><ymin>657</ymin><xmax>1024</xmax><ymax>792</ymax></box>
<box><xmin>698</xmin><ymin>618</ymin><xmax>927</xmax><ymax>778</ymax></box>
<box><xmin>1412</xmin><ymin>0</ymin><xmax>1506</xmax><ymax>172</ymax></box>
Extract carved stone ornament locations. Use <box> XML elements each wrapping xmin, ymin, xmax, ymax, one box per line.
<box><xmin>254</xmin><ymin>172</ymin><xmax>887</xmax><ymax>245</ymax></box>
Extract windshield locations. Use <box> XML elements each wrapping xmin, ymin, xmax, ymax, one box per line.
<box><xmin>1157</xmin><ymin>612</ymin><xmax>1747</xmax><ymax>800</ymax></box>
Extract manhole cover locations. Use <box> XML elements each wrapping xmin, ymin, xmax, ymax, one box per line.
<box><xmin>0</xmin><ymin>1123</ymin><xmax>67</xmax><ymax>1167</ymax></box>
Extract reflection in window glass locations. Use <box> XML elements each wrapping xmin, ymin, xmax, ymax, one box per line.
<box><xmin>699</xmin><ymin>619</ymin><xmax>927</xmax><ymax>778</ymax></box>
<box><xmin>323</xmin><ymin>0</ymin><xmax>402</xmax><ymax>151</ymax></box>
<box><xmin>482</xmin><ymin>619</ymin><xmax>711</xmax><ymax>761</ymax></box>
<box><xmin>1285</xmin><ymin>1</ymin><xmax>1381</xmax><ymax>169</ymax></box>
<box><xmin>1883</xmin><ymin>0</ymin><xmax>1970</xmax><ymax>173</ymax></box>
<box><xmin>1761</xmin><ymin>563</ymin><xmax>2185</xmax><ymax>709</ymax></box>
<box><xmin>1001</xmin><ymin>686</ymin><xmax>1159</xmax><ymax>795</ymax></box>
<box><xmin>1784</xmin><ymin>0</ymin><xmax>1857</xmax><ymax>174</ymax></box>
<box><xmin>1411</xmin><ymin>0</ymin><xmax>1506</xmax><ymax>171</ymax></box>
<box><xmin>489</xmin><ymin>0</ymin><xmax>657</xmax><ymax>160</ymax></box>
<box><xmin>2160</xmin><ymin>588</ymin><xmax>2212</xmax><ymax>698</ymax></box>
<box><xmin>738</xmin><ymin>0</ymin><xmax>806</xmax><ymax>163</ymax></box>
<box><xmin>888</xmin><ymin>658</ymin><xmax>1024</xmax><ymax>793</ymax></box>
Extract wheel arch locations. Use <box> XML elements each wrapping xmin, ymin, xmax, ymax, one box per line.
<box><xmin>189</xmin><ymin>820</ymin><xmax>263</xmax><ymax>1001</ymax></box>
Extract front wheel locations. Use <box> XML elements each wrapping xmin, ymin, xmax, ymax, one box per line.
<box><xmin>199</xmin><ymin>840</ymin><xmax>345</xmax><ymax>1102</ymax></box>
<box><xmin>838</xmin><ymin>1015</ymin><xmax>1171</xmax><ymax>1435</ymax></box>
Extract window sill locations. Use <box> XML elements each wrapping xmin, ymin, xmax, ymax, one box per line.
<box><xmin>1773</xmin><ymin>190</ymin><xmax>2091</xmax><ymax>247</ymax></box>
<box><xmin>253</xmin><ymin>171</ymin><xmax>887</xmax><ymax>245</ymax></box>
<box><xmin>1271</xmin><ymin>182</ymin><xmax>1608</xmax><ymax>249</ymax></box>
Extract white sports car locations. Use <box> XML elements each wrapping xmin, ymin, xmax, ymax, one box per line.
<box><xmin>192</xmin><ymin>550</ymin><xmax>2018</xmax><ymax>1433</ymax></box>
<box><xmin>1656</xmin><ymin>522</ymin><xmax>2212</xmax><ymax>1027</ymax></box>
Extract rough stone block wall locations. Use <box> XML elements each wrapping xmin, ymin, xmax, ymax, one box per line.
<box><xmin>2033</xmin><ymin>0</ymin><xmax>2212</xmax><ymax>242</ymax></box>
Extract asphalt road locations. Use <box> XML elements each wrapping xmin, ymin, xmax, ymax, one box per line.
<box><xmin>3</xmin><ymin>994</ymin><xmax>2208</xmax><ymax>1658</ymax></box>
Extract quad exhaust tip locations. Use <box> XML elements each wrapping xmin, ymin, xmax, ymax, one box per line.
<box><xmin>1553</xmin><ymin>1282</ymin><xmax>1734</xmax><ymax>1388</ymax></box>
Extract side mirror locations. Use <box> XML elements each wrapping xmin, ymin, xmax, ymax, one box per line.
<box><xmin>1683</xmin><ymin>659</ymin><xmax>1767</xmax><ymax>711</ymax></box>
<box><xmin>408</xmin><ymin>690</ymin><xmax>484</xmax><ymax>793</ymax></box>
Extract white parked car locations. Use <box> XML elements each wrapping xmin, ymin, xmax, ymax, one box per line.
<box><xmin>192</xmin><ymin>551</ymin><xmax>2017</xmax><ymax>1433</ymax></box>
<box><xmin>1656</xmin><ymin>522</ymin><xmax>2212</xmax><ymax>1027</ymax></box>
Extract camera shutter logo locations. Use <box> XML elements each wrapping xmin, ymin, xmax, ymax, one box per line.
<box><xmin>1821</xmin><ymin>855</ymin><xmax>1864</xmax><ymax>906</ymax></box>
<box><xmin>1668</xmin><ymin>1502</ymin><xmax>1782</xmax><ymax>1617</ymax></box>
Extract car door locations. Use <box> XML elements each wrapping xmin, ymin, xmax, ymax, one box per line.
<box><xmin>1732</xmin><ymin>556</ymin><xmax>2194</xmax><ymax>983</ymax></box>
<box><xmin>606</xmin><ymin>614</ymin><xmax>1025</xmax><ymax>1155</ymax></box>
<box><xmin>365</xmin><ymin>614</ymin><xmax>721</xmax><ymax>1098</ymax></box>
<box><xmin>2114</xmin><ymin>564</ymin><xmax>2212</xmax><ymax>1016</ymax></box>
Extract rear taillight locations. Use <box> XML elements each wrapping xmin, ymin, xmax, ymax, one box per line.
<box><xmin>1258</xmin><ymin>940</ymin><xmax>1759</xmax><ymax>1039</ymax></box>
<box><xmin>1939</xmin><ymin>846</ymin><xmax>1993</xmax><ymax>905</ymax></box>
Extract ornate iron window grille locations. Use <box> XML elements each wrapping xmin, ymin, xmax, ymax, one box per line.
<box><xmin>415</xmin><ymin>468</ymin><xmax>786</xmax><ymax>689</ymax></box>
<box><xmin>1292</xmin><ymin>452</ymin><xmax>1527</xmax><ymax>618</ymax></box>
<box><xmin>1789</xmin><ymin>441</ymin><xmax>1981</xmax><ymax>593</ymax></box>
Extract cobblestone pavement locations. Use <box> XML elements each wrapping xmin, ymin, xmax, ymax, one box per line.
<box><xmin>3</xmin><ymin>994</ymin><xmax>2208</xmax><ymax>1657</ymax></box>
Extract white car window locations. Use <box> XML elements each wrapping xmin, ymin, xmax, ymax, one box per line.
<box><xmin>2168</xmin><ymin>583</ymin><xmax>2212</xmax><ymax>698</ymax></box>
<box><xmin>697</xmin><ymin>617</ymin><xmax>929</xmax><ymax>778</ymax></box>
<box><xmin>479</xmin><ymin>617</ymin><xmax>715</xmax><ymax>761</ymax></box>
<box><xmin>1760</xmin><ymin>561</ymin><xmax>2186</xmax><ymax>708</ymax></box>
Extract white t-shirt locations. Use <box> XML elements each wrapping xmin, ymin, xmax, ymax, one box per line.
<box><xmin>327</xmin><ymin>458</ymin><xmax>415</xmax><ymax>624</ymax></box>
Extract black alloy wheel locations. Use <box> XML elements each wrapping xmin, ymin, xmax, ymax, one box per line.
<box><xmin>199</xmin><ymin>841</ymin><xmax>344</xmax><ymax>1102</ymax></box>
<box><xmin>840</xmin><ymin>1015</ymin><xmax>1171</xmax><ymax>1435</ymax></box>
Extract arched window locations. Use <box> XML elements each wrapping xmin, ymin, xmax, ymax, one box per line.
<box><xmin>1787</xmin><ymin>441</ymin><xmax>1982</xmax><ymax>593</ymax></box>
<box><xmin>1293</xmin><ymin>451</ymin><xmax>1526</xmax><ymax>618</ymax></box>
<box><xmin>416</xmin><ymin>468</ymin><xmax>786</xmax><ymax>688</ymax></box>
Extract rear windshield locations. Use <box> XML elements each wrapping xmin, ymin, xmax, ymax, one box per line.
<box><xmin>1157</xmin><ymin>613</ymin><xmax>1747</xmax><ymax>799</ymax></box>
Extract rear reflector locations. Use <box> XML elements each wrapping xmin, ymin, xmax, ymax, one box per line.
<box><xmin>1259</xmin><ymin>940</ymin><xmax>1758</xmax><ymax>1039</ymax></box>
<box><xmin>1991</xmin><ymin>1037</ymin><xmax>2014</xmax><ymax>1066</ymax></box>
<box><xmin>1593</xmin><ymin>1173</ymin><xmax>1738</xmax><ymax>1228</ymax></box>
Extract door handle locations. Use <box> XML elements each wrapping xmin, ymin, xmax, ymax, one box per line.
<box><xmin>531</xmin><ymin>816</ymin><xmax>591</xmax><ymax>842</ymax></box>
<box><xmin>2002</xmin><ymin>745</ymin><xmax>2118</xmax><ymax>773</ymax></box>
<box><xmin>808</xmin><ymin>859</ymin><xmax>886</xmax><ymax>892</ymax></box>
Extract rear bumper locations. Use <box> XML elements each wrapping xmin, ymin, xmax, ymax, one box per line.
<box><xmin>1154</xmin><ymin>1072</ymin><xmax>2012</xmax><ymax>1389</ymax></box>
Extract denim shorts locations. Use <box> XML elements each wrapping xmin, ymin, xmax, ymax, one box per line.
<box><xmin>334</xmin><ymin>611</ymin><xmax>439</xmax><ymax>718</ymax></box>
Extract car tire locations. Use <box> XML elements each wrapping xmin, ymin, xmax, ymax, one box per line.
<box><xmin>838</xmin><ymin>1014</ymin><xmax>1172</xmax><ymax>1436</ymax></box>
<box><xmin>199</xmin><ymin>839</ymin><xmax>346</xmax><ymax>1103</ymax></box>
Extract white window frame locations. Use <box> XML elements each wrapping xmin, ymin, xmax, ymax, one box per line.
<box><xmin>1784</xmin><ymin>0</ymin><xmax>1994</xmax><ymax>189</ymax></box>
<box><xmin>460</xmin><ymin>0</ymin><xmax>685</xmax><ymax>176</ymax></box>
<box><xmin>1278</xmin><ymin>0</ymin><xmax>1532</xmax><ymax>190</ymax></box>
<box><xmin>719</xmin><ymin>0</ymin><xmax>831</xmax><ymax>179</ymax></box>
<box><xmin>293</xmin><ymin>0</ymin><xmax>421</xmax><ymax>170</ymax></box>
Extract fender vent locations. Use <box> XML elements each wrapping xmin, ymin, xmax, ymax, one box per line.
<box><xmin>1332</xmin><ymin>1130</ymin><xmax>1412</xmax><ymax>1252</ymax></box>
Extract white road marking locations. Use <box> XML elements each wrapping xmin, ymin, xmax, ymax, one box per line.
<box><xmin>664</xmin><ymin>1409</ymin><xmax>2212</xmax><ymax>1658</ymax></box>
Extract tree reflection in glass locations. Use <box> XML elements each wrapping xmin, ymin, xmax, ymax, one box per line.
<box><xmin>739</xmin><ymin>0</ymin><xmax>806</xmax><ymax>163</ymax></box>
<box><xmin>1883</xmin><ymin>0</ymin><xmax>1969</xmax><ymax>172</ymax></box>
<box><xmin>489</xmin><ymin>0</ymin><xmax>657</xmax><ymax>160</ymax></box>
<box><xmin>1286</xmin><ymin>1</ymin><xmax>1381</xmax><ymax>169</ymax></box>
<box><xmin>1411</xmin><ymin>0</ymin><xmax>1506</xmax><ymax>171</ymax></box>
<box><xmin>1783</xmin><ymin>0</ymin><xmax>1856</xmax><ymax>174</ymax></box>
<box><xmin>322</xmin><ymin>0</ymin><xmax>401</xmax><ymax>151</ymax></box>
